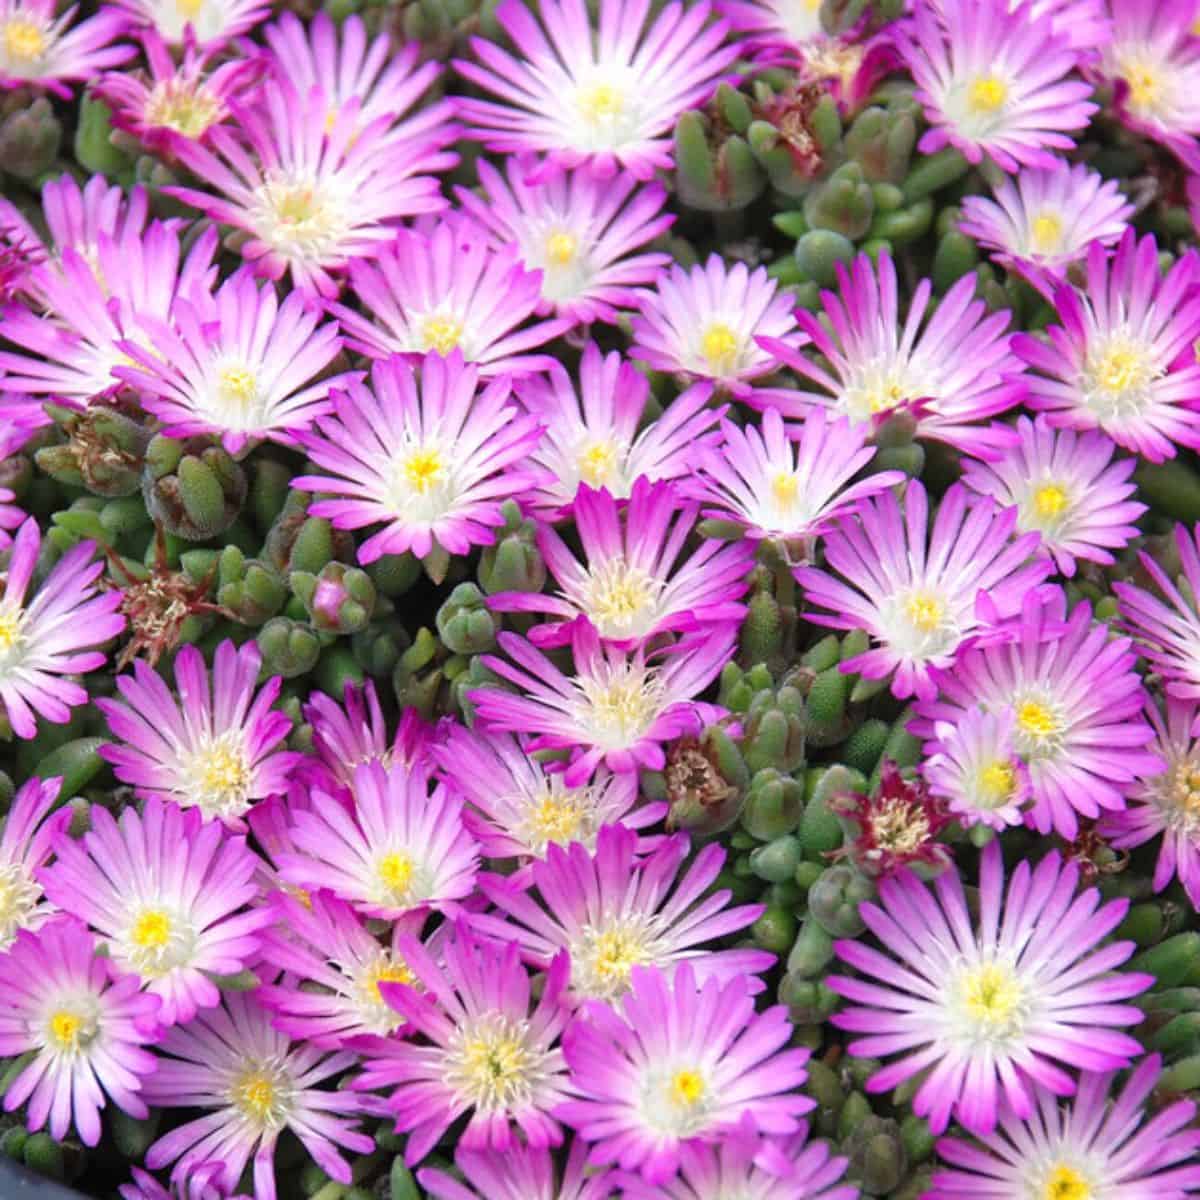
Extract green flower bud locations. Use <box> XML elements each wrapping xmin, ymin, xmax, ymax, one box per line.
<box><xmin>74</xmin><ymin>92</ymin><xmax>132</xmax><ymax>178</ymax></box>
<box><xmin>786</xmin><ymin>913</ymin><xmax>835</xmax><ymax>978</ymax></box>
<box><xmin>1</xmin><ymin>1127</ymin><xmax>27</xmax><ymax>1161</ymax></box>
<box><xmin>900</xmin><ymin>1113</ymin><xmax>934</xmax><ymax>1163</ymax></box>
<box><xmin>675</xmin><ymin>108</ymin><xmax>765</xmax><ymax>212</ymax></box>
<box><xmin>218</xmin><ymin>555</ymin><xmax>287</xmax><ymax>626</ymax></box>
<box><xmin>436</xmin><ymin>581</ymin><xmax>500</xmax><ymax>654</ymax></box>
<box><xmin>264</xmin><ymin>490</ymin><xmax>355</xmax><ymax>575</ymax></box>
<box><xmin>844</xmin><ymin>105</ymin><xmax>916</xmax><ymax>183</ymax></box>
<box><xmin>932</xmin><ymin>229</ymin><xmax>980</xmax><ymax>293</ymax></box>
<box><xmin>257</xmin><ymin>617</ymin><xmax>321</xmax><ymax>678</ymax></box>
<box><xmin>837</xmin><ymin>1091</ymin><xmax>872</xmax><ymax>1142</ymax></box>
<box><xmin>143</xmin><ymin>436</ymin><xmax>247</xmax><ymax>541</ymax></box>
<box><xmin>401</xmin><ymin>626</ymin><xmax>439</xmax><ymax>674</ymax></box>
<box><xmin>315</xmin><ymin>645</ymin><xmax>366</xmax><ymax>696</ymax></box>
<box><xmin>809</xmin><ymin>863</ymin><xmax>875</xmax><ymax>937</ymax></box>
<box><xmin>352</xmin><ymin>623</ymin><xmax>406</xmax><ymax>679</ymax></box>
<box><xmin>846</xmin><ymin>1117</ymin><xmax>908</xmax><ymax>1197</ymax></box>
<box><xmin>795</xmin><ymin>229</ymin><xmax>856</xmax><ymax>288</ymax></box>
<box><xmin>753</xmin><ymin>905</ymin><xmax>797</xmax><ymax>954</ymax></box>
<box><xmin>800</xmin><ymin>765</ymin><xmax>864</xmax><ymax>857</ymax></box>
<box><xmin>0</xmin><ymin>97</ymin><xmax>61</xmax><ymax>181</ymax></box>
<box><xmin>742</xmin><ymin>767</ymin><xmax>805</xmax><ymax>840</ymax></box>
<box><xmin>874</xmin><ymin>442</ymin><xmax>925</xmax><ymax>478</ymax></box>
<box><xmin>1148</xmin><ymin>1011</ymin><xmax>1200</xmax><ymax>1057</ymax></box>
<box><xmin>477</xmin><ymin>501</ymin><xmax>546</xmax><ymax>595</ymax></box>
<box><xmin>750</xmin><ymin>834</ymin><xmax>802</xmax><ymax>883</ymax></box>
<box><xmin>367</xmin><ymin>552</ymin><xmax>422</xmax><ymax>598</ymax></box>
<box><xmin>743</xmin><ymin>688</ymin><xmax>806</xmax><ymax>775</ymax></box>
<box><xmin>804</xmin><ymin>163</ymin><xmax>875</xmax><ymax>240</ymax></box>
<box><xmin>292</xmin><ymin>562</ymin><xmax>376</xmax><ymax>634</ymax></box>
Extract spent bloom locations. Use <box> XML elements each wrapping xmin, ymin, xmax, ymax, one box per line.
<box><xmin>0</xmin><ymin>776</ymin><xmax>67</xmax><ymax>950</ymax></box>
<box><xmin>794</xmin><ymin>481</ymin><xmax>1050</xmax><ymax>701</ymax></box>
<box><xmin>295</xmin><ymin>352</ymin><xmax>545</xmax><ymax>564</ymax></box>
<box><xmin>961</xmin><ymin>415</ymin><xmax>1146</xmax><ymax>577</ymax></box>
<box><xmin>829</xmin><ymin>841</ymin><xmax>1151</xmax><ymax>1136</ymax></box>
<box><xmin>455</xmin><ymin>0</ymin><xmax>739</xmax><ymax>180</ymax></box>
<box><xmin>40</xmin><ymin>799</ymin><xmax>270</xmax><ymax>1026</ymax></box>
<box><xmin>106</xmin><ymin>0</ymin><xmax>269</xmax><ymax>46</ymax></box>
<box><xmin>0</xmin><ymin>518</ymin><xmax>125</xmax><ymax>739</ymax></box>
<box><xmin>420</xmin><ymin>1141</ymin><xmax>614</xmax><ymax>1200</ymax></box>
<box><xmin>0</xmin><ymin>917</ymin><xmax>160</xmax><ymax>1146</ymax></box>
<box><xmin>97</xmin><ymin>640</ymin><xmax>300</xmax><ymax>830</ymax></box>
<box><xmin>0</xmin><ymin>0</ymin><xmax>132</xmax><ymax>95</ymax></box>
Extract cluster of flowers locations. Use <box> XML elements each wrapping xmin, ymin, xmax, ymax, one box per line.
<box><xmin>0</xmin><ymin>0</ymin><xmax>1200</xmax><ymax>1196</ymax></box>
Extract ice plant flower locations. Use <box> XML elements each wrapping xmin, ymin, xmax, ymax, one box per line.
<box><xmin>1098</xmin><ymin>697</ymin><xmax>1200</xmax><ymax>909</ymax></box>
<box><xmin>0</xmin><ymin>518</ymin><xmax>125</xmax><ymax>739</ymax></box>
<box><xmin>631</xmin><ymin>256</ymin><xmax>804</xmax><ymax>396</ymax></box>
<box><xmin>107</xmin><ymin>0</ymin><xmax>269</xmax><ymax>47</ymax></box>
<box><xmin>355</xmin><ymin>926</ymin><xmax>574</xmax><ymax>1164</ymax></box>
<box><xmin>488</xmin><ymin>478</ymin><xmax>754</xmax><ymax>647</ymax></box>
<box><xmin>143</xmin><ymin>988</ymin><xmax>373</xmax><ymax>1200</ymax></box>
<box><xmin>0</xmin><ymin>776</ymin><xmax>66</xmax><ymax>950</ymax></box>
<box><xmin>1014</xmin><ymin>230</ymin><xmax>1200</xmax><ymax>463</ymax></box>
<box><xmin>896</xmin><ymin>0</ymin><xmax>1096</xmax><ymax>172</ymax></box>
<box><xmin>958</xmin><ymin>162</ymin><xmax>1133</xmax><ymax>293</ymax></box>
<box><xmin>275</xmin><ymin>760</ymin><xmax>479</xmax><ymax>920</ymax></box>
<box><xmin>167</xmin><ymin>77</ymin><xmax>456</xmax><ymax>297</ymax></box>
<box><xmin>121</xmin><ymin>1162</ymin><xmax>250</xmax><ymax>1200</ymax></box>
<box><xmin>294</xmin><ymin>352</ymin><xmax>545</xmax><ymax>563</ymax></box>
<box><xmin>517</xmin><ymin>343</ymin><xmax>723</xmax><ymax>515</ymax></box>
<box><xmin>692</xmin><ymin>406</ymin><xmax>905</xmax><ymax>550</ymax></box>
<box><xmin>916</xmin><ymin>590</ymin><xmax>1162</xmax><ymax>839</ymax></box>
<box><xmin>472</xmin><ymin>824</ymin><xmax>772</xmax><ymax>1003</ymax></box>
<box><xmin>432</xmin><ymin>727</ymin><xmax>663</xmax><ymax>861</ymax></box>
<box><xmin>716</xmin><ymin>0</ymin><xmax>825</xmax><ymax>55</ymax></box>
<box><xmin>97</xmin><ymin>640</ymin><xmax>300</xmax><ymax>830</ymax></box>
<box><xmin>794</xmin><ymin>481</ymin><xmax>1050</xmax><ymax>702</ymax></box>
<box><xmin>922</xmin><ymin>705</ymin><xmax>1031</xmax><ymax>831</ymax></box>
<box><xmin>931</xmin><ymin>1054</ymin><xmax>1200</xmax><ymax>1199</ymax></box>
<box><xmin>330</xmin><ymin>223</ymin><xmax>570</xmax><ymax>376</ymax></box>
<box><xmin>455</xmin><ymin>157</ymin><xmax>672</xmax><ymax>326</ymax></box>
<box><xmin>454</xmin><ymin>0</ymin><xmax>739</xmax><ymax>180</ymax></box>
<box><xmin>961</xmin><ymin>415</ymin><xmax>1146</xmax><ymax>577</ymax></box>
<box><xmin>0</xmin><ymin>917</ymin><xmax>160</xmax><ymax>1146</ymax></box>
<box><xmin>0</xmin><ymin>0</ymin><xmax>132</xmax><ymax>95</ymax></box>
<box><xmin>420</xmin><ymin>1140</ymin><xmax>614</xmax><ymax>1200</ymax></box>
<box><xmin>40</xmin><ymin>798</ymin><xmax>271</xmax><ymax>1026</ymax></box>
<box><xmin>474</xmin><ymin>619</ymin><xmax>737</xmax><ymax>785</ymax></box>
<box><xmin>115</xmin><ymin>268</ymin><xmax>348</xmax><ymax>453</ymax></box>
<box><xmin>829</xmin><ymin>840</ymin><xmax>1152</xmax><ymax>1137</ymax></box>
<box><xmin>755</xmin><ymin>252</ymin><xmax>1024</xmax><ymax>460</ymax></box>
<box><xmin>557</xmin><ymin>963</ymin><xmax>812</xmax><ymax>1184</ymax></box>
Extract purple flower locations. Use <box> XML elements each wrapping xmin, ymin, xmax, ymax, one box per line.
<box><xmin>108</xmin><ymin>0</ymin><xmax>269</xmax><ymax>46</ymax></box>
<box><xmin>0</xmin><ymin>775</ymin><xmax>66</xmax><ymax>950</ymax></box>
<box><xmin>121</xmin><ymin>1162</ymin><xmax>250</xmax><ymax>1200</ymax></box>
<box><xmin>420</xmin><ymin>1140</ymin><xmax>614</xmax><ymax>1200</ymax></box>
<box><xmin>0</xmin><ymin>0</ymin><xmax>133</xmax><ymax>95</ymax></box>
<box><xmin>829</xmin><ymin>841</ymin><xmax>1152</xmax><ymax>1136</ymax></box>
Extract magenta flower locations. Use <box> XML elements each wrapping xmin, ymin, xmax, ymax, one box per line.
<box><xmin>97</xmin><ymin>640</ymin><xmax>300</xmax><ymax>830</ymax></box>
<box><xmin>330</xmin><ymin>221</ymin><xmax>570</xmax><ymax>376</ymax></box>
<box><xmin>0</xmin><ymin>0</ymin><xmax>132</xmax><ymax>95</ymax></box>
<box><xmin>960</xmin><ymin>415</ymin><xmax>1146</xmax><ymax>577</ymax></box>
<box><xmin>0</xmin><ymin>917</ymin><xmax>160</xmax><ymax>1146</ymax></box>
<box><xmin>558</xmin><ymin>963</ymin><xmax>812</xmax><ymax>1184</ymax></box>
<box><xmin>121</xmin><ymin>1162</ymin><xmax>249</xmax><ymax>1200</ymax></box>
<box><xmin>489</xmin><ymin>478</ymin><xmax>754</xmax><ymax>647</ymax></box>
<box><xmin>455</xmin><ymin>0</ymin><xmax>739</xmax><ymax>180</ymax></box>
<box><xmin>716</xmin><ymin>0</ymin><xmax>825</xmax><ymax>51</ymax></box>
<box><xmin>1014</xmin><ymin>230</ymin><xmax>1200</xmax><ymax>462</ymax></box>
<box><xmin>829</xmin><ymin>841</ymin><xmax>1152</xmax><ymax>1137</ymax></box>
<box><xmin>794</xmin><ymin>481</ymin><xmax>1050</xmax><ymax>701</ymax></box>
<box><xmin>0</xmin><ymin>394</ymin><xmax>48</xmax><ymax>458</ymax></box>
<box><xmin>897</xmin><ymin>0</ymin><xmax>1096</xmax><ymax>172</ymax></box>
<box><xmin>473</xmin><ymin>824</ymin><xmax>772</xmax><ymax>1004</ymax></box>
<box><xmin>0</xmin><ymin>518</ymin><xmax>124</xmax><ymax>739</ymax></box>
<box><xmin>40</xmin><ymin>798</ymin><xmax>270</xmax><ymax>1026</ymax></box>
<box><xmin>108</xmin><ymin>0</ymin><xmax>268</xmax><ymax>46</ymax></box>
<box><xmin>756</xmin><ymin>252</ymin><xmax>1024</xmax><ymax>460</ymax></box>
<box><xmin>0</xmin><ymin>775</ymin><xmax>67</xmax><ymax>950</ymax></box>
<box><xmin>294</xmin><ymin>353</ymin><xmax>545</xmax><ymax>564</ymax></box>
<box><xmin>420</xmin><ymin>1140</ymin><xmax>614</xmax><ymax>1200</ymax></box>
<box><xmin>474</xmin><ymin>618</ymin><xmax>736</xmax><ymax>785</ymax></box>
<box><xmin>356</xmin><ymin>925</ymin><xmax>574</xmax><ymax>1165</ymax></box>
<box><xmin>456</xmin><ymin>156</ymin><xmax>672</xmax><ymax>326</ymax></box>
<box><xmin>631</xmin><ymin>256</ymin><xmax>804</xmax><ymax>396</ymax></box>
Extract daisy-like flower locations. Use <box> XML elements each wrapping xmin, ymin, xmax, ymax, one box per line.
<box><xmin>517</xmin><ymin>343</ymin><xmax>724</xmax><ymax>516</ymax></box>
<box><xmin>420</xmin><ymin>1140</ymin><xmax>614</xmax><ymax>1200</ymax></box>
<box><xmin>0</xmin><ymin>518</ymin><xmax>125</xmax><ymax>739</ymax></box>
<box><xmin>896</xmin><ymin>0</ymin><xmax>1096</xmax><ymax>172</ymax></box>
<box><xmin>432</xmin><ymin>727</ymin><xmax>663</xmax><ymax>861</ymax></box>
<box><xmin>275</xmin><ymin>760</ymin><xmax>479</xmax><ymax>920</ymax></box>
<box><xmin>294</xmin><ymin>352</ymin><xmax>545</xmax><ymax>564</ymax></box>
<box><xmin>97</xmin><ymin>641</ymin><xmax>299</xmax><ymax>830</ymax></box>
<box><xmin>456</xmin><ymin>157</ymin><xmax>672</xmax><ymax>327</ymax></box>
<box><xmin>454</xmin><ymin>0</ymin><xmax>739</xmax><ymax>180</ymax></box>
<box><xmin>143</xmin><ymin>987</ymin><xmax>373</xmax><ymax>1200</ymax></box>
<box><xmin>958</xmin><ymin>163</ymin><xmax>1132</xmax><ymax>293</ymax></box>
<box><xmin>167</xmin><ymin>77</ymin><xmax>456</xmax><ymax>297</ymax></box>
<box><xmin>1014</xmin><ymin>230</ymin><xmax>1200</xmax><ymax>462</ymax></box>
<box><xmin>756</xmin><ymin>252</ymin><xmax>1024</xmax><ymax>460</ymax></box>
<box><xmin>692</xmin><ymin>406</ymin><xmax>904</xmax><ymax>551</ymax></box>
<box><xmin>0</xmin><ymin>776</ymin><xmax>66</xmax><ymax>950</ymax></box>
<box><xmin>631</xmin><ymin>257</ymin><xmax>804</xmax><ymax>396</ymax></box>
<box><xmin>931</xmin><ymin>1054</ymin><xmax>1200</xmax><ymax>1199</ymax></box>
<box><xmin>473</xmin><ymin>823</ymin><xmax>772</xmax><ymax>1003</ymax></box>
<box><xmin>1098</xmin><ymin>697</ymin><xmax>1200</xmax><ymax>909</ymax></box>
<box><xmin>40</xmin><ymin>799</ymin><xmax>270</xmax><ymax>1026</ymax></box>
<box><xmin>474</xmin><ymin>619</ymin><xmax>736</xmax><ymax>785</ymax></box>
<box><xmin>916</xmin><ymin>590</ymin><xmax>1162</xmax><ymax>839</ymax></box>
<box><xmin>0</xmin><ymin>917</ymin><xmax>160</xmax><ymax>1146</ymax></box>
<box><xmin>257</xmin><ymin>890</ymin><xmax>433</xmax><ymax>1046</ymax></box>
<box><xmin>794</xmin><ymin>481</ymin><xmax>1051</xmax><ymax>702</ymax></box>
<box><xmin>107</xmin><ymin>0</ymin><xmax>268</xmax><ymax>47</ymax></box>
<box><xmin>829</xmin><ymin>840</ymin><xmax>1152</xmax><ymax>1137</ymax></box>
<box><xmin>960</xmin><ymin>415</ymin><xmax>1146</xmax><ymax>577</ymax></box>
<box><xmin>121</xmin><ymin>1162</ymin><xmax>251</xmax><ymax>1200</ymax></box>
<box><xmin>558</xmin><ymin>963</ymin><xmax>812</xmax><ymax>1184</ymax></box>
<box><xmin>489</xmin><ymin>478</ymin><xmax>754</xmax><ymax>647</ymax></box>
<box><xmin>1099</xmin><ymin>0</ymin><xmax>1200</xmax><ymax>173</ymax></box>
<box><xmin>356</xmin><ymin>925</ymin><xmax>574</xmax><ymax>1164</ymax></box>
<box><xmin>115</xmin><ymin>268</ymin><xmax>348</xmax><ymax>454</ymax></box>
<box><xmin>0</xmin><ymin>0</ymin><xmax>132</xmax><ymax>95</ymax></box>
<box><xmin>330</xmin><ymin>222</ymin><xmax>570</xmax><ymax>376</ymax></box>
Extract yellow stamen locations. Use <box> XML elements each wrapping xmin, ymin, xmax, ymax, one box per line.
<box><xmin>772</xmin><ymin>472</ymin><xmax>799</xmax><ymax>508</ymax></box>
<box><xmin>131</xmin><ymin>909</ymin><xmax>171</xmax><ymax>949</ymax></box>
<box><xmin>377</xmin><ymin>851</ymin><xmax>414</xmax><ymax>899</ymax></box>
<box><xmin>668</xmin><ymin>1069</ymin><xmax>705</xmax><ymax>1107</ymax></box>
<box><xmin>420</xmin><ymin>314</ymin><xmax>464</xmax><ymax>356</ymax></box>
<box><xmin>0</xmin><ymin>608</ymin><xmax>24</xmax><ymax>654</ymax></box>
<box><xmin>175</xmin><ymin>0</ymin><xmax>204</xmax><ymax>16</ymax></box>
<box><xmin>528</xmin><ymin>792</ymin><xmax>585</xmax><ymax>845</ymax></box>
<box><xmin>578</xmin><ymin>441</ymin><xmax>619</xmax><ymax>487</ymax></box>
<box><xmin>1044</xmin><ymin>1164</ymin><xmax>1091</xmax><ymax>1200</ymax></box>
<box><xmin>1017</xmin><ymin>700</ymin><xmax>1061</xmax><ymax>741</ymax></box>
<box><xmin>961</xmin><ymin>963</ymin><xmax>1022</xmax><ymax>1026</ymax></box>
<box><xmin>48</xmin><ymin>1011</ymin><xmax>82</xmax><ymax>1050</ymax></box>
<box><xmin>198</xmin><ymin>743</ymin><xmax>250</xmax><ymax>804</ymax></box>
<box><xmin>1126</xmin><ymin>66</ymin><xmax>1160</xmax><ymax>111</ymax></box>
<box><xmin>1169</xmin><ymin>761</ymin><xmax>1200</xmax><ymax>816</ymax></box>
<box><xmin>366</xmin><ymin>959</ymin><xmax>415</xmax><ymax>1000</ymax></box>
<box><xmin>578</xmin><ymin>83</ymin><xmax>624</xmax><ymax>124</ymax></box>
<box><xmin>588</xmin><ymin>563</ymin><xmax>654</xmax><ymax>630</ymax></box>
<box><xmin>978</xmin><ymin>760</ymin><xmax>1016</xmax><ymax>805</ymax></box>
<box><xmin>700</xmin><ymin>322</ymin><xmax>740</xmax><ymax>374</ymax></box>
<box><xmin>3</xmin><ymin>18</ymin><xmax>45</xmax><ymax>62</ymax></box>
<box><xmin>968</xmin><ymin>75</ymin><xmax>1008</xmax><ymax>113</ymax></box>
<box><xmin>218</xmin><ymin>365</ymin><xmax>258</xmax><ymax>409</ymax></box>
<box><xmin>230</xmin><ymin>1071</ymin><xmax>279</xmax><ymax>1123</ymax></box>
<box><xmin>545</xmin><ymin>231</ymin><xmax>578</xmax><ymax>266</ymax></box>
<box><xmin>1092</xmin><ymin>343</ymin><xmax>1155</xmax><ymax>395</ymax></box>
<box><xmin>1032</xmin><ymin>483</ymin><xmax>1069</xmax><ymax>520</ymax></box>
<box><xmin>144</xmin><ymin>83</ymin><xmax>223</xmax><ymax>138</ymax></box>
<box><xmin>590</xmin><ymin>927</ymin><xmax>650</xmax><ymax>987</ymax></box>
<box><xmin>905</xmin><ymin>592</ymin><xmax>944</xmax><ymax>634</ymax></box>
<box><xmin>1030</xmin><ymin>212</ymin><xmax>1063</xmax><ymax>255</ymax></box>
<box><xmin>400</xmin><ymin>447</ymin><xmax>445</xmax><ymax>495</ymax></box>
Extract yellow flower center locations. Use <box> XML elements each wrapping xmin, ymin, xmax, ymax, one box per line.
<box><xmin>578</xmin><ymin>83</ymin><xmax>625</xmax><ymax>124</ymax></box>
<box><xmin>131</xmin><ymin>909</ymin><xmax>171</xmax><ymax>948</ymax></box>
<box><xmin>582</xmin><ymin>673</ymin><xmax>661</xmax><ymax>747</ymax></box>
<box><xmin>905</xmin><ymin>592</ymin><xmax>944</xmax><ymax>634</ymax></box>
<box><xmin>968</xmin><ymin>75</ymin><xmax>1008</xmax><ymax>113</ymax></box>
<box><xmin>198</xmin><ymin>743</ymin><xmax>251</xmax><ymax>805</ymax></box>
<box><xmin>772</xmin><ymin>472</ymin><xmax>799</xmax><ymax>508</ymax></box>
<box><xmin>0</xmin><ymin>864</ymin><xmax>38</xmax><ymax>949</ymax></box>
<box><xmin>143</xmin><ymin>82</ymin><xmax>223</xmax><ymax>138</ymax></box>
<box><xmin>528</xmin><ymin>792</ymin><xmax>586</xmax><ymax>845</ymax></box>
<box><xmin>3</xmin><ymin>18</ymin><xmax>44</xmax><ymax>62</ymax></box>
<box><xmin>1169</xmin><ymin>761</ymin><xmax>1200</xmax><ymax>816</ymax></box>
<box><xmin>1017</xmin><ymin>700</ymin><xmax>1061</xmax><ymax>741</ymax></box>
<box><xmin>545</xmin><ymin>230</ymin><xmax>578</xmax><ymax>266</ymax></box>
<box><xmin>578</xmin><ymin>441</ymin><xmax>620</xmax><ymax>487</ymax></box>
<box><xmin>448</xmin><ymin>1015</ymin><xmax>541</xmax><ymax>1111</ymax></box>
<box><xmin>700</xmin><ymin>322</ymin><xmax>740</xmax><ymax>374</ymax></box>
<box><xmin>1030</xmin><ymin>212</ymin><xmax>1063</xmax><ymax>255</ymax></box>
<box><xmin>1094</xmin><ymin>345</ymin><xmax>1152</xmax><ymax>394</ymax></box>
<box><xmin>1126</xmin><ymin>65</ymin><xmax>1161</xmax><ymax>112</ymax></box>
<box><xmin>1032</xmin><ymin>483</ymin><xmax>1069</xmax><ymax>520</ymax></box>
<box><xmin>961</xmin><ymin>962</ymin><xmax>1023</xmax><ymax>1028</ymax></box>
<box><xmin>585</xmin><ymin>561</ymin><xmax>656</xmax><ymax>635</ymax></box>
<box><xmin>668</xmin><ymin>1068</ymin><xmax>706</xmax><ymax>1107</ymax></box>
<box><xmin>590</xmin><ymin>926</ymin><xmax>651</xmax><ymax>988</ymax></box>
<box><xmin>1045</xmin><ymin>1164</ymin><xmax>1091</xmax><ymax>1200</ymax></box>
<box><xmin>0</xmin><ymin>607</ymin><xmax>24</xmax><ymax>655</ymax></box>
<box><xmin>369</xmin><ymin>961</ymin><xmax>415</xmax><ymax>996</ymax></box>
<box><xmin>377</xmin><ymin>851</ymin><xmax>414</xmax><ymax>901</ymax></box>
<box><xmin>48</xmin><ymin>1010</ymin><xmax>82</xmax><ymax>1050</ymax></box>
<box><xmin>420</xmin><ymin>313</ymin><xmax>464</xmax><ymax>356</ymax></box>
<box><xmin>218</xmin><ymin>365</ymin><xmax>259</xmax><ymax>410</ymax></box>
<box><xmin>978</xmin><ymin>760</ymin><xmax>1017</xmax><ymax>806</ymax></box>
<box><xmin>175</xmin><ymin>0</ymin><xmax>205</xmax><ymax>17</ymax></box>
<box><xmin>400</xmin><ymin>447</ymin><xmax>446</xmax><ymax>495</ymax></box>
<box><xmin>273</xmin><ymin>185</ymin><xmax>322</xmax><ymax>228</ymax></box>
